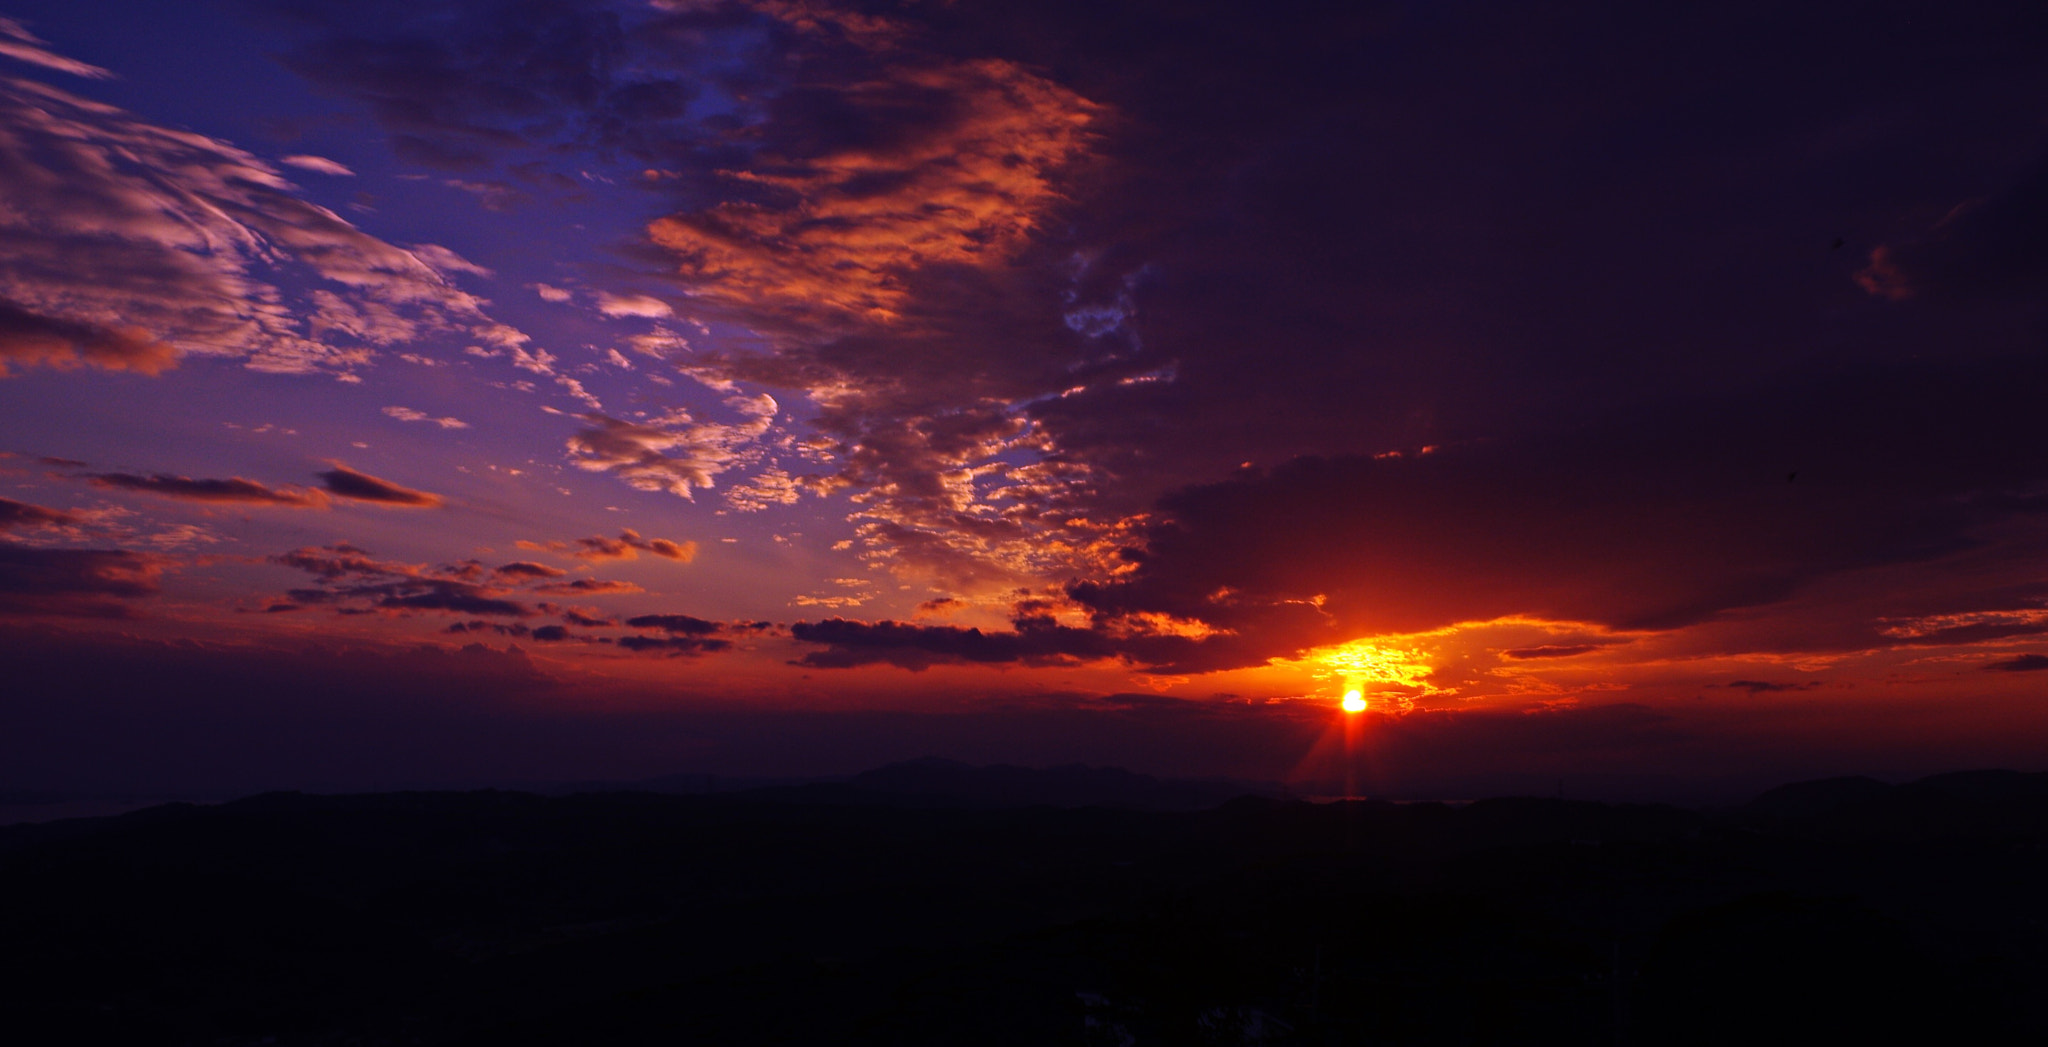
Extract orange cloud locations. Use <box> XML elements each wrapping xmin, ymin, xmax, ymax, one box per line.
<box><xmin>647</xmin><ymin>58</ymin><xmax>1097</xmax><ymax>326</ymax></box>
<box><xmin>0</xmin><ymin>303</ymin><xmax>177</xmax><ymax>377</ymax></box>
<box><xmin>517</xmin><ymin>529</ymin><xmax>698</xmax><ymax>563</ymax></box>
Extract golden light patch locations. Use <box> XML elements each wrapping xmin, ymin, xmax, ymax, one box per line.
<box><xmin>1301</xmin><ymin>637</ymin><xmax>1439</xmax><ymax>711</ymax></box>
<box><xmin>1313</xmin><ymin>638</ymin><xmax>1435</xmax><ymax>688</ymax></box>
<box><xmin>1106</xmin><ymin>610</ymin><xmax>1228</xmax><ymax>640</ymax></box>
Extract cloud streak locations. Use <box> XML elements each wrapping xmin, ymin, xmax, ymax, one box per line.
<box><xmin>86</xmin><ymin>472</ymin><xmax>330</xmax><ymax>507</ymax></box>
<box><xmin>279</xmin><ymin>154</ymin><xmax>354</xmax><ymax>177</ymax></box>
<box><xmin>0</xmin><ymin>18</ymin><xmax>112</xmax><ymax>79</ymax></box>
<box><xmin>315</xmin><ymin>463</ymin><xmax>443</xmax><ymax>507</ymax></box>
<box><xmin>1984</xmin><ymin>654</ymin><xmax>2048</xmax><ymax>673</ymax></box>
<box><xmin>0</xmin><ymin>496</ymin><xmax>77</xmax><ymax>530</ymax></box>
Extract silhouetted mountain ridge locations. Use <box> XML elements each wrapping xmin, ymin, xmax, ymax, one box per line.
<box><xmin>3</xmin><ymin>765</ymin><xmax>2045</xmax><ymax>1045</ymax></box>
<box><xmin>1739</xmin><ymin>774</ymin><xmax>1894</xmax><ymax>820</ymax></box>
<box><xmin>726</xmin><ymin>756</ymin><xmax>1288</xmax><ymax>810</ymax></box>
<box><xmin>1740</xmin><ymin>767</ymin><xmax>2048</xmax><ymax>840</ymax></box>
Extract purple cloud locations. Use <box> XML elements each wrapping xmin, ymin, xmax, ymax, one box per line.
<box><xmin>315</xmin><ymin>464</ymin><xmax>443</xmax><ymax>507</ymax></box>
<box><xmin>86</xmin><ymin>472</ymin><xmax>329</xmax><ymax>507</ymax></box>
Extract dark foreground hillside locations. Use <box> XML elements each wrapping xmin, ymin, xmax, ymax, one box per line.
<box><xmin>3</xmin><ymin>765</ymin><xmax>2046</xmax><ymax>1046</ymax></box>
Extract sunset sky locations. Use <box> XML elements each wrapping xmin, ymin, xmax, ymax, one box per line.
<box><xmin>4</xmin><ymin>0</ymin><xmax>2047</xmax><ymax>800</ymax></box>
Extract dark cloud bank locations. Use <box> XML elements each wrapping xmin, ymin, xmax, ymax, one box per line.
<box><xmin>0</xmin><ymin>543</ymin><xmax>161</xmax><ymax>618</ymax></box>
<box><xmin>265</xmin><ymin>542</ymin><xmax>758</xmax><ymax>655</ymax></box>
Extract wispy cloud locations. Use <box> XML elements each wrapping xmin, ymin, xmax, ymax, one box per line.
<box><xmin>0</xmin><ymin>45</ymin><xmax>524</xmax><ymax>379</ymax></box>
<box><xmin>0</xmin><ymin>18</ymin><xmax>112</xmax><ymax>79</ymax></box>
<box><xmin>382</xmin><ymin>406</ymin><xmax>469</xmax><ymax>429</ymax></box>
<box><xmin>279</xmin><ymin>154</ymin><xmax>355</xmax><ymax>177</ymax></box>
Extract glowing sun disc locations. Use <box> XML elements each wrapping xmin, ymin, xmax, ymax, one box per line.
<box><xmin>1341</xmin><ymin>689</ymin><xmax>1367</xmax><ymax>713</ymax></box>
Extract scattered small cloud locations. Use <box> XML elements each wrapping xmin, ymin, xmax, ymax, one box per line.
<box><xmin>566</xmin><ymin>395</ymin><xmax>777</xmax><ymax>501</ymax></box>
<box><xmin>516</xmin><ymin>529</ymin><xmax>696</xmax><ymax>563</ymax></box>
<box><xmin>596</xmin><ymin>292</ymin><xmax>673</xmax><ymax>319</ymax></box>
<box><xmin>383</xmin><ymin>406</ymin><xmax>469</xmax><ymax>429</ymax></box>
<box><xmin>725</xmin><ymin>465</ymin><xmax>804</xmax><ymax>512</ymax></box>
<box><xmin>273</xmin><ymin>542</ymin><xmax>529</xmax><ymax>618</ymax></box>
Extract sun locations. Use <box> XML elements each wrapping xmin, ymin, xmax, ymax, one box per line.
<box><xmin>1297</xmin><ymin>637</ymin><xmax>1436</xmax><ymax>713</ymax></box>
